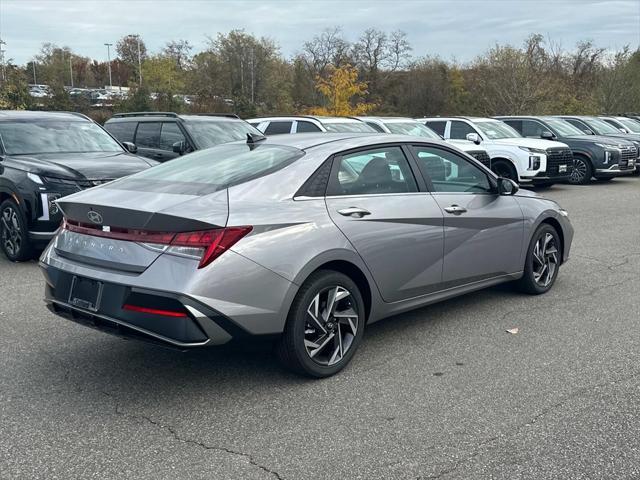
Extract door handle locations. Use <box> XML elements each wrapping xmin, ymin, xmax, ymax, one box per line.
<box><xmin>444</xmin><ymin>205</ymin><xmax>467</xmax><ymax>215</ymax></box>
<box><xmin>337</xmin><ymin>207</ymin><xmax>371</xmax><ymax>218</ymax></box>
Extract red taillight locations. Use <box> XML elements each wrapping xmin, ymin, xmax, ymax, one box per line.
<box><xmin>63</xmin><ymin>219</ymin><xmax>252</xmax><ymax>269</ymax></box>
<box><xmin>123</xmin><ymin>304</ymin><xmax>187</xmax><ymax>317</ymax></box>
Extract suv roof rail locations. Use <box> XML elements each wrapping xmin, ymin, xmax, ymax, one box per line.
<box><xmin>111</xmin><ymin>112</ymin><xmax>180</xmax><ymax>118</ymax></box>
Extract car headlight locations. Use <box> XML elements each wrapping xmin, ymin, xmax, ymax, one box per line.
<box><xmin>519</xmin><ymin>146</ymin><xmax>547</xmax><ymax>154</ymax></box>
<box><xmin>559</xmin><ymin>208</ymin><xmax>569</xmax><ymax>217</ymax></box>
<box><xmin>27</xmin><ymin>173</ymin><xmax>44</xmax><ymax>184</ymax></box>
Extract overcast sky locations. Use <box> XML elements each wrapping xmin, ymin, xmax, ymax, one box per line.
<box><xmin>1</xmin><ymin>0</ymin><xmax>639</xmax><ymax>64</ymax></box>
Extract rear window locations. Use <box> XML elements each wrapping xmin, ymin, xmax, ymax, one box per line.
<box><xmin>110</xmin><ymin>143</ymin><xmax>304</xmax><ymax>194</ymax></box>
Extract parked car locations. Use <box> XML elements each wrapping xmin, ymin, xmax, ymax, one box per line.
<box><xmin>104</xmin><ymin>112</ymin><xmax>263</xmax><ymax>162</ymax></box>
<box><xmin>498</xmin><ymin>116</ymin><xmax>637</xmax><ymax>184</ymax></box>
<box><xmin>40</xmin><ymin>132</ymin><xmax>573</xmax><ymax>377</ymax></box>
<box><xmin>0</xmin><ymin>110</ymin><xmax>156</xmax><ymax>261</ymax></box>
<box><xmin>599</xmin><ymin>116</ymin><xmax>640</xmax><ymax>135</ymax></box>
<box><xmin>558</xmin><ymin>115</ymin><xmax>640</xmax><ymax>146</ymax></box>
<box><xmin>417</xmin><ymin>117</ymin><xmax>573</xmax><ymax>186</ymax></box>
<box><xmin>355</xmin><ymin>116</ymin><xmax>491</xmax><ymax>167</ymax></box>
<box><xmin>247</xmin><ymin>116</ymin><xmax>377</xmax><ymax>134</ymax></box>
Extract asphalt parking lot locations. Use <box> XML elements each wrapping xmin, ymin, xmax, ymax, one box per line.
<box><xmin>1</xmin><ymin>177</ymin><xmax>639</xmax><ymax>479</ymax></box>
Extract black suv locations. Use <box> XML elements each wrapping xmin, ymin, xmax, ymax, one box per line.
<box><xmin>497</xmin><ymin>116</ymin><xmax>637</xmax><ymax>185</ymax></box>
<box><xmin>104</xmin><ymin>112</ymin><xmax>263</xmax><ymax>161</ymax></box>
<box><xmin>0</xmin><ymin>110</ymin><xmax>155</xmax><ymax>261</ymax></box>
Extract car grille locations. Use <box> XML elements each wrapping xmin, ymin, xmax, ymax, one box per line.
<box><xmin>619</xmin><ymin>145</ymin><xmax>637</xmax><ymax>169</ymax></box>
<box><xmin>546</xmin><ymin>148</ymin><xmax>574</xmax><ymax>176</ymax></box>
<box><xmin>468</xmin><ymin>150</ymin><xmax>491</xmax><ymax>167</ymax></box>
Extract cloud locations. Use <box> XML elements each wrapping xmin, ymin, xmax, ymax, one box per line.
<box><xmin>0</xmin><ymin>0</ymin><xmax>638</xmax><ymax>64</ymax></box>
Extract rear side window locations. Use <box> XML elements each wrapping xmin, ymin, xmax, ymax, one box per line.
<box><xmin>104</xmin><ymin>121</ymin><xmax>134</xmax><ymax>143</ymax></box>
<box><xmin>159</xmin><ymin>122</ymin><xmax>186</xmax><ymax>150</ymax></box>
<box><xmin>112</xmin><ymin>144</ymin><xmax>304</xmax><ymax>194</ymax></box>
<box><xmin>264</xmin><ymin>121</ymin><xmax>293</xmax><ymax>135</ymax></box>
<box><xmin>135</xmin><ymin>122</ymin><xmax>161</xmax><ymax>148</ymax></box>
<box><xmin>328</xmin><ymin>146</ymin><xmax>418</xmax><ymax>196</ymax></box>
<box><xmin>425</xmin><ymin>121</ymin><xmax>446</xmax><ymax>136</ymax></box>
<box><xmin>296</xmin><ymin>121</ymin><xmax>322</xmax><ymax>133</ymax></box>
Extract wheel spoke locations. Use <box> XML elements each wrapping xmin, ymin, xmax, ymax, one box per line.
<box><xmin>307</xmin><ymin>294</ymin><xmax>326</xmax><ymax>334</ymax></box>
<box><xmin>307</xmin><ymin>333</ymin><xmax>334</xmax><ymax>358</ymax></box>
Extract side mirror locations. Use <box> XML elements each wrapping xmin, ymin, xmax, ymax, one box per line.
<box><xmin>540</xmin><ymin>131</ymin><xmax>555</xmax><ymax>140</ymax></box>
<box><xmin>466</xmin><ymin>133</ymin><xmax>481</xmax><ymax>145</ymax></box>
<box><xmin>619</xmin><ymin>128</ymin><xmax>629</xmax><ymax>133</ymax></box>
<box><xmin>584</xmin><ymin>129</ymin><xmax>594</xmax><ymax>135</ymax></box>
<box><xmin>122</xmin><ymin>142</ymin><xmax>137</xmax><ymax>154</ymax></box>
<box><xmin>497</xmin><ymin>177</ymin><xmax>519</xmax><ymax>196</ymax></box>
<box><xmin>172</xmin><ymin>140</ymin><xmax>187</xmax><ymax>154</ymax></box>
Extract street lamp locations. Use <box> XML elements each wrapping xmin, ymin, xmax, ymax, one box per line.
<box><xmin>104</xmin><ymin>43</ymin><xmax>113</xmax><ymax>88</ymax></box>
<box><xmin>132</xmin><ymin>35</ymin><xmax>142</xmax><ymax>86</ymax></box>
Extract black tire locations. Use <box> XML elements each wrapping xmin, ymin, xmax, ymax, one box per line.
<box><xmin>491</xmin><ymin>160</ymin><xmax>519</xmax><ymax>183</ymax></box>
<box><xmin>568</xmin><ymin>156</ymin><xmax>593</xmax><ymax>185</ymax></box>
<box><xmin>0</xmin><ymin>199</ymin><xmax>33</xmax><ymax>262</ymax></box>
<box><xmin>515</xmin><ymin>224</ymin><xmax>561</xmax><ymax>295</ymax></box>
<box><xmin>276</xmin><ymin>270</ymin><xmax>365</xmax><ymax>378</ymax></box>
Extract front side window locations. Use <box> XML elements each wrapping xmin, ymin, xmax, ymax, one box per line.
<box><xmin>521</xmin><ymin>120</ymin><xmax>546</xmax><ymax>138</ymax></box>
<box><xmin>563</xmin><ymin>119</ymin><xmax>591</xmax><ymax>134</ymax></box>
<box><xmin>449</xmin><ymin>121</ymin><xmax>477</xmax><ymax>140</ymax></box>
<box><xmin>424</xmin><ymin>120</ymin><xmax>446</xmax><ymax>136</ymax></box>
<box><xmin>0</xmin><ymin>121</ymin><xmax>123</xmax><ymax>155</ymax></box>
<box><xmin>135</xmin><ymin>122</ymin><xmax>161</xmax><ymax>148</ymax></box>
<box><xmin>582</xmin><ymin>117</ymin><xmax>621</xmax><ymax>135</ymax></box>
<box><xmin>474</xmin><ymin>121</ymin><xmax>521</xmax><ymax>139</ymax></box>
<box><xmin>412</xmin><ymin>145</ymin><xmax>492</xmax><ymax>193</ymax></box>
<box><xmin>328</xmin><ymin>146</ymin><xmax>418</xmax><ymax>196</ymax></box>
<box><xmin>296</xmin><ymin>121</ymin><xmax>322</xmax><ymax>133</ymax></box>
<box><xmin>111</xmin><ymin>144</ymin><xmax>304</xmax><ymax>195</ymax></box>
<box><xmin>385</xmin><ymin>122</ymin><xmax>441</xmax><ymax>139</ymax></box>
<box><xmin>159</xmin><ymin>122</ymin><xmax>186</xmax><ymax>151</ymax></box>
<box><xmin>616</xmin><ymin>117</ymin><xmax>640</xmax><ymax>133</ymax></box>
<box><xmin>543</xmin><ymin>118</ymin><xmax>584</xmax><ymax>136</ymax></box>
<box><xmin>184</xmin><ymin>120</ymin><xmax>261</xmax><ymax>148</ymax></box>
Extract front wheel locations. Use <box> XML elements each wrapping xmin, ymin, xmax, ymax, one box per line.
<box><xmin>515</xmin><ymin>224</ymin><xmax>561</xmax><ymax>295</ymax></box>
<box><xmin>0</xmin><ymin>199</ymin><xmax>33</xmax><ymax>262</ymax></box>
<box><xmin>276</xmin><ymin>270</ymin><xmax>365</xmax><ymax>378</ymax></box>
<box><xmin>491</xmin><ymin>160</ymin><xmax>519</xmax><ymax>183</ymax></box>
<box><xmin>568</xmin><ymin>157</ymin><xmax>592</xmax><ymax>185</ymax></box>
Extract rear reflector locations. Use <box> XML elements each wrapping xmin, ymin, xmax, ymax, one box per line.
<box><xmin>63</xmin><ymin>219</ymin><xmax>252</xmax><ymax>269</ymax></box>
<box><xmin>123</xmin><ymin>304</ymin><xmax>187</xmax><ymax>317</ymax></box>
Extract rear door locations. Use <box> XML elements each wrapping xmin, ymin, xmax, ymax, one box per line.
<box><xmin>410</xmin><ymin>144</ymin><xmax>524</xmax><ymax>286</ymax></box>
<box><xmin>325</xmin><ymin>145</ymin><xmax>445</xmax><ymax>302</ymax></box>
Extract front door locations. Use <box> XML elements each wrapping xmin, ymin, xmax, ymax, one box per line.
<box><xmin>410</xmin><ymin>144</ymin><xmax>524</xmax><ymax>286</ymax></box>
<box><xmin>325</xmin><ymin>145</ymin><xmax>445</xmax><ymax>303</ymax></box>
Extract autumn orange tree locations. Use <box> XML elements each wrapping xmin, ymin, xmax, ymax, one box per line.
<box><xmin>307</xmin><ymin>64</ymin><xmax>375</xmax><ymax>115</ymax></box>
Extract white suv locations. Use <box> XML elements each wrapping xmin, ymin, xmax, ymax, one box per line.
<box><xmin>356</xmin><ymin>116</ymin><xmax>492</xmax><ymax>168</ymax></box>
<box><xmin>247</xmin><ymin>116</ymin><xmax>376</xmax><ymax>134</ymax></box>
<box><xmin>416</xmin><ymin>117</ymin><xmax>573</xmax><ymax>185</ymax></box>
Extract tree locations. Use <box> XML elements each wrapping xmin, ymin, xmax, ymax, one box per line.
<box><xmin>163</xmin><ymin>40</ymin><xmax>193</xmax><ymax>69</ymax></box>
<box><xmin>142</xmin><ymin>55</ymin><xmax>185</xmax><ymax>110</ymax></box>
<box><xmin>0</xmin><ymin>65</ymin><xmax>31</xmax><ymax>109</ymax></box>
<box><xmin>307</xmin><ymin>64</ymin><xmax>374</xmax><ymax>115</ymax></box>
<box><xmin>116</xmin><ymin>34</ymin><xmax>147</xmax><ymax>84</ymax></box>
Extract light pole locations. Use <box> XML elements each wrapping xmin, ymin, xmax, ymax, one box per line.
<box><xmin>104</xmin><ymin>43</ymin><xmax>113</xmax><ymax>88</ymax></box>
<box><xmin>133</xmin><ymin>35</ymin><xmax>142</xmax><ymax>86</ymax></box>
<box><xmin>32</xmin><ymin>61</ymin><xmax>37</xmax><ymax>84</ymax></box>
<box><xmin>69</xmin><ymin>55</ymin><xmax>74</xmax><ymax>87</ymax></box>
<box><xmin>0</xmin><ymin>39</ymin><xmax>6</xmax><ymax>83</ymax></box>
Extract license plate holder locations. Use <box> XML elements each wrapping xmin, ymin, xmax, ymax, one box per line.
<box><xmin>559</xmin><ymin>165</ymin><xmax>567</xmax><ymax>173</ymax></box>
<box><xmin>68</xmin><ymin>276</ymin><xmax>103</xmax><ymax>312</ymax></box>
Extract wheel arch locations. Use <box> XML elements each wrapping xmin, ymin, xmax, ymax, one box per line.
<box><xmin>490</xmin><ymin>156</ymin><xmax>519</xmax><ymax>178</ymax></box>
<box><xmin>538</xmin><ymin>217</ymin><xmax>565</xmax><ymax>264</ymax></box>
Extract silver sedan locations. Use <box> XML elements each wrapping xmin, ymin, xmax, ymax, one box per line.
<box><xmin>40</xmin><ymin>133</ymin><xmax>573</xmax><ymax>377</ymax></box>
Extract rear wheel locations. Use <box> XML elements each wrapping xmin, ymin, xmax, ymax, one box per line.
<box><xmin>276</xmin><ymin>270</ymin><xmax>365</xmax><ymax>378</ymax></box>
<box><xmin>568</xmin><ymin>156</ymin><xmax>592</xmax><ymax>185</ymax></box>
<box><xmin>515</xmin><ymin>224</ymin><xmax>561</xmax><ymax>295</ymax></box>
<box><xmin>0</xmin><ymin>199</ymin><xmax>33</xmax><ymax>262</ymax></box>
<box><xmin>491</xmin><ymin>160</ymin><xmax>519</xmax><ymax>183</ymax></box>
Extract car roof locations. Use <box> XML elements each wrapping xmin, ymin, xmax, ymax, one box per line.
<box><xmin>417</xmin><ymin>116</ymin><xmax>496</xmax><ymax>122</ymax></box>
<box><xmin>107</xmin><ymin>112</ymin><xmax>241</xmax><ymax>123</ymax></box>
<box><xmin>0</xmin><ymin>110</ymin><xmax>91</xmax><ymax>122</ymax></box>
<box><xmin>246</xmin><ymin>115</ymin><xmax>364</xmax><ymax>124</ymax></box>
<box><xmin>357</xmin><ymin>116</ymin><xmax>420</xmax><ymax>123</ymax></box>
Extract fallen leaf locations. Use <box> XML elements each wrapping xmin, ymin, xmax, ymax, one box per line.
<box><xmin>506</xmin><ymin>327</ymin><xmax>519</xmax><ymax>335</ymax></box>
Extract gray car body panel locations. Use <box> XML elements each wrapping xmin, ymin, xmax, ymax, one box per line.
<box><xmin>40</xmin><ymin>133</ymin><xmax>574</xmax><ymax>345</ymax></box>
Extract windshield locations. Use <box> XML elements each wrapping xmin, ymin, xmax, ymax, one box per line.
<box><xmin>112</xmin><ymin>143</ymin><xmax>303</xmax><ymax>194</ymax></box>
<box><xmin>0</xmin><ymin>121</ymin><xmax>123</xmax><ymax>155</ymax></box>
<box><xmin>543</xmin><ymin>118</ymin><xmax>584</xmax><ymax>136</ymax></box>
<box><xmin>184</xmin><ymin>120</ymin><xmax>263</xmax><ymax>149</ymax></box>
<box><xmin>323</xmin><ymin>122</ymin><xmax>376</xmax><ymax>133</ymax></box>
<box><xmin>582</xmin><ymin>117</ymin><xmax>623</xmax><ymax>135</ymax></box>
<box><xmin>616</xmin><ymin>118</ymin><xmax>640</xmax><ymax>133</ymax></box>
<box><xmin>474</xmin><ymin>121</ymin><xmax>521</xmax><ymax>139</ymax></box>
<box><xmin>385</xmin><ymin>122</ymin><xmax>441</xmax><ymax>139</ymax></box>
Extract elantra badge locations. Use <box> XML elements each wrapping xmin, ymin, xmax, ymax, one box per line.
<box><xmin>87</xmin><ymin>210</ymin><xmax>103</xmax><ymax>225</ymax></box>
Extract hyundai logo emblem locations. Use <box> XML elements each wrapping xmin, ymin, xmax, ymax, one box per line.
<box><xmin>87</xmin><ymin>210</ymin><xmax>103</xmax><ymax>225</ymax></box>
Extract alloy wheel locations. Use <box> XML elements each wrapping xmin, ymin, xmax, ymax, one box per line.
<box><xmin>532</xmin><ymin>232</ymin><xmax>558</xmax><ymax>287</ymax></box>
<box><xmin>304</xmin><ymin>286</ymin><xmax>359</xmax><ymax>366</ymax></box>
<box><xmin>493</xmin><ymin>163</ymin><xmax>516</xmax><ymax>181</ymax></box>
<box><xmin>1</xmin><ymin>205</ymin><xmax>22</xmax><ymax>258</ymax></box>
<box><xmin>570</xmin><ymin>159</ymin><xmax>587</xmax><ymax>183</ymax></box>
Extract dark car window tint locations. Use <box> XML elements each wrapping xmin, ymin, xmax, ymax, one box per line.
<box><xmin>425</xmin><ymin>121</ymin><xmax>446</xmax><ymax>136</ymax></box>
<box><xmin>564</xmin><ymin>119</ymin><xmax>590</xmax><ymax>133</ymax></box>
<box><xmin>296</xmin><ymin>121</ymin><xmax>322</xmax><ymax>133</ymax></box>
<box><xmin>159</xmin><ymin>122</ymin><xmax>186</xmax><ymax>151</ymax></box>
<box><xmin>522</xmin><ymin>120</ymin><xmax>544</xmax><ymax>138</ymax></box>
<box><xmin>449</xmin><ymin>121</ymin><xmax>477</xmax><ymax>140</ymax></box>
<box><xmin>329</xmin><ymin>146</ymin><xmax>418</xmax><ymax>196</ymax></box>
<box><xmin>264</xmin><ymin>121</ymin><xmax>293</xmax><ymax>135</ymax></box>
<box><xmin>412</xmin><ymin>145</ymin><xmax>492</xmax><ymax>193</ymax></box>
<box><xmin>104</xmin><ymin>121</ymin><xmax>134</xmax><ymax>143</ymax></box>
<box><xmin>135</xmin><ymin>122</ymin><xmax>161</xmax><ymax>148</ymax></box>
<box><xmin>502</xmin><ymin>119</ymin><xmax>522</xmax><ymax>133</ymax></box>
